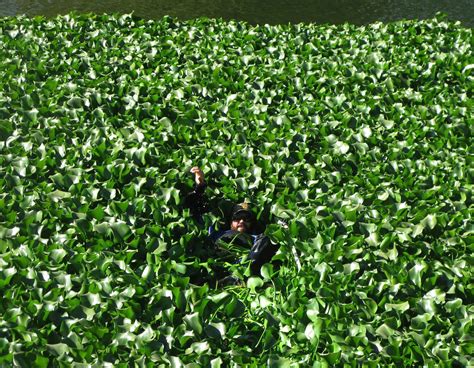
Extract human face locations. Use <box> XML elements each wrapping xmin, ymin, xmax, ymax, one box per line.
<box><xmin>230</xmin><ymin>214</ymin><xmax>252</xmax><ymax>233</ymax></box>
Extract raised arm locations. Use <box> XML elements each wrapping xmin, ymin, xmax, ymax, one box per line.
<box><xmin>190</xmin><ymin>166</ymin><xmax>205</xmax><ymax>188</ymax></box>
<box><xmin>184</xmin><ymin>166</ymin><xmax>208</xmax><ymax>223</ymax></box>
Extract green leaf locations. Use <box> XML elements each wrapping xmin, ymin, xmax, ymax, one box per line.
<box><xmin>234</xmin><ymin>178</ymin><xmax>248</xmax><ymax>191</ymax></box>
<box><xmin>111</xmin><ymin>222</ymin><xmax>131</xmax><ymax>238</ymax></box>
<box><xmin>46</xmin><ymin>343</ymin><xmax>69</xmax><ymax>357</ymax></box>
<box><xmin>408</xmin><ymin>262</ymin><xmax>427</xmax><ymax>287</ymax></box>
<box><xmin>49</xmin><ymin>248</ymin><xmax>67</xmax><ymax>262</ymax></box>
<box><xmin>260</xmin><ymin>263</ymin><xmax>274</xmax><ymax>280</ymax></box>
<box><xmin>208</xmin><ymin>291</ymin><xmax>230</xmax><ymax>304</ymax></box>
<box><xmin>445</xmin><ymin>298</ymin><xmax>462</xmax><ymax>313</ymax></box>
<box><xmin>247</xmin><ymin>276</ymin><xmax>263</xmax><ymax>292</ymax></box>
<box><xmin>34</xmin><ymin>355</ymin><xmax>49</xmax><ymax>368</ymax></box>
<box><xmin>376</xmin><ymin>324</ymin><xmax>395</xmax><ymax>339</ymax></box>
<box><xmin>0</xmin><ymin>121</ymin><xmax>14</xmax><ymax>140</ymax></box>
<box><xmin>67</xmin><ymin>97</ymin><xmax>83</xmax><ymax>109</ymax></box>
<box><xmin>48</xmin><ymin>190</ymin><xmax>71</xmax><ymax>201</ymax></box>
<box><xmin>188</xmin><ymin>341</ymin><xmax>209</xmax><ymax>354</ymax></box>
<box><xmin>385</xmin><ymin>301</ymin><xmax>410</xmax><ymax>312</ymax></box>
<box><xmin>184</xmin><ymin>312</ymin><xmax>203</xmax><ymax>334</ymax></box>
<box><xmin>211</xmin><ymin>358</ymin><xmax>223</xmax><ymax>368</ymax></box>
<box><xmin>88</xmin><ymin>206</ymin><xmax>105</xmax><ymax>220</ymax></box>
<box><xmin>421</xmin><ymin>214</ymin><xmax>437</xmax><ymax>229</ymax></box>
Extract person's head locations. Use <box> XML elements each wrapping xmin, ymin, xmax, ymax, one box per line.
<box><xmin>230</xmin><ymin>203</ymin><xmax>255</xmax><ymax>234</ymax></box>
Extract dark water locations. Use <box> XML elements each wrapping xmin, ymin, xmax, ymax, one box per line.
<box><xmin>1</xmin><ymin>0</ymin><xmax>473</xmax><ymax>27</ymax></box>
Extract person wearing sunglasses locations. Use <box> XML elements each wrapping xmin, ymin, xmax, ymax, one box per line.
<box><xmin>185</xmin><ymin>166</ymin><xmax>278</xmax><ymax>282</ymax></box>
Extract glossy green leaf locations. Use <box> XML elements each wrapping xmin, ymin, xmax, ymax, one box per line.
<box><xmin>0</xmin><ymin>13</ymin><xmax>470</xmax><ymax>367</ymax></box>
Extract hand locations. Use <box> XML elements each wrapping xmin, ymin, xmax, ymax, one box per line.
<box><xmin>190</xmin><ymin>166</ymin><xmax>205</xmax><ymax>185</ymax></box>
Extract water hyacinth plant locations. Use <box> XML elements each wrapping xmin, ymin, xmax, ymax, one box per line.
<box><xmin>0</xmin><ymin>13</ymin><xmax>472</xmax><ymax>367</ymax></box>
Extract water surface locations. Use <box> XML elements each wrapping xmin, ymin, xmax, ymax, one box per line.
<box><xmin>1</xmin><ymin>0</ymin><xmax>473</xmax><ymax>27</ymax></box>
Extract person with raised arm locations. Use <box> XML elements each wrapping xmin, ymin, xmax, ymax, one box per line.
<box><xmin>185</xmin><ymin>166</ymin><xmax>279</xmax><ymax>284</ymax></box>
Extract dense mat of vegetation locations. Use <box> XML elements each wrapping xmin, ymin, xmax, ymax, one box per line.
<box><xmin>0</xmin><ymin>13</ymin><xmax>472</xmax><ymax>367</ymax></box>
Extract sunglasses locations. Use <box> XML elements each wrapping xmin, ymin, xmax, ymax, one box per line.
<box><xmin>232</xmin><ymin>213</ymin><xmax>253</xmax><ymax>222</ymax></box>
